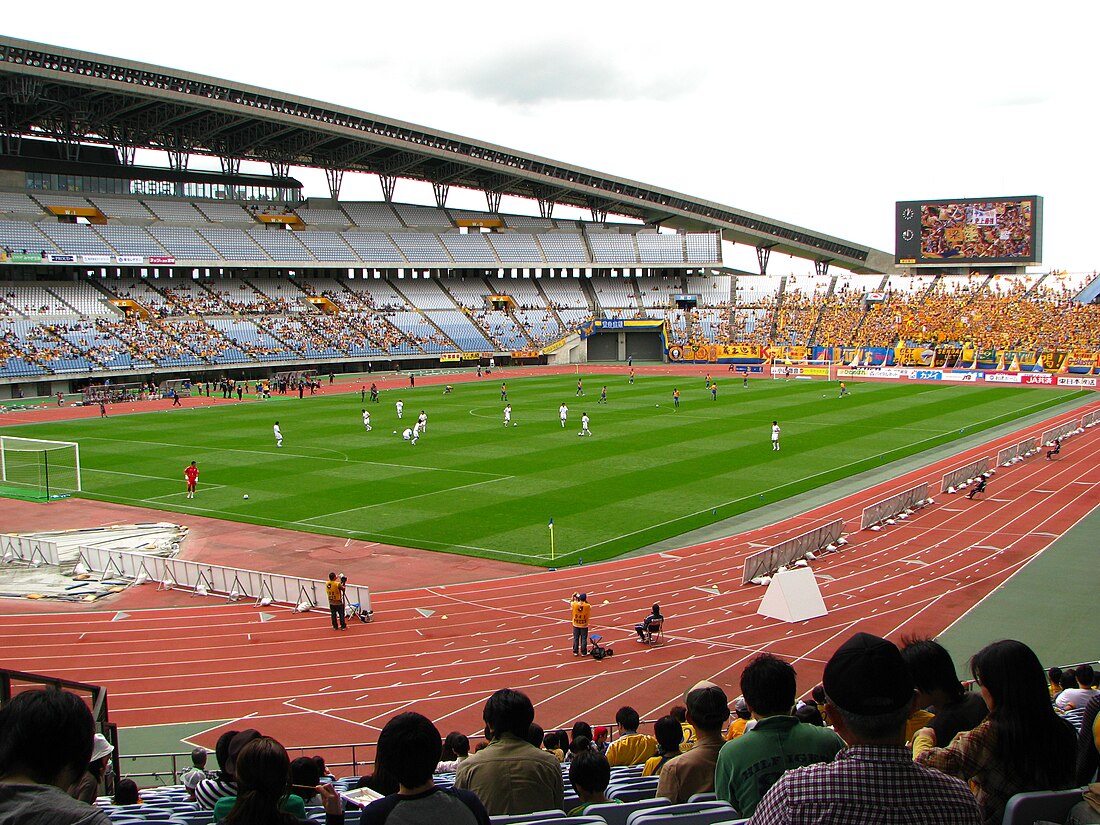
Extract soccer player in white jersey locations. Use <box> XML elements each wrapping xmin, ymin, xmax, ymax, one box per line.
<box><xmin>579</xmin><ymin>413</ymin><xmax>592</xmax><ymax>436</ymax></box>
<box><xmin>396</xmin><ymin>399</ymin><xmax>404</xmax><ymax>419</ymax></box>
<box><xmin>559</xmin><ymin>403</ymin><xmax>569</xmax><ymax>428</ymax></box>
<box><xmin>273</xmin><ymin>421</ymin><xmax>283</xmax><ymax>447</ymax></box>
<box><xmin>412</xmin><ymin>420</ymin><xmax>423</xmax><ymax>443</ymax></box>
<box><xmin>418</xmin><ymin>410</ymin><xmax>427</xmax><ymax>431</ymax></box>
<box><xmin>503</xmin><ymin>404</ymin><xmax>512</xmax><ymax>426</ymax></box>
<box><xmin>402</xmin><ymin>427</ymin><xmax>416</xmax><ymax>443</ymax></box>
<box><xmin>771</xmin><ymin>420</ymin><xmax>781</xmax><ymax>451</ymax></box>
<box><xmin>362</xmin><ymin>409</ymin><xmax>371</xmax><ymax>431</ymax></box>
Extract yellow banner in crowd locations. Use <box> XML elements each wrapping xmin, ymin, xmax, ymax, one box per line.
<box><xmin>718</xmin><ymin>344</ymin><xmax>763</xmax><ymax>359</ymax></box>
<box><xmin>667</xmin><ymin>344</ymin><xmax>764</xmax><ymax>362</ymax></box>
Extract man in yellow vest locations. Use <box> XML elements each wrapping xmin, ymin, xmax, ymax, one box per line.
<box><xmin>571</xmin><ymin>593</ymin><xmax>591</xmax><ymax>656</ymax></box>
<box><xmin>326</xmin><ymin>571</ymin><xmax>346</xmax><ymax>631</ymax></box>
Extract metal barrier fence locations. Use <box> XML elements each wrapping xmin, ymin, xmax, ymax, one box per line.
<box><xmin>742</xmin><ymin>519</ymin><xmax>844</xmax><ymax>584</ymax></box>
<box><xmin>997</xmin><ymin>437</ymin><xmax>1039</xmax><ymax>466</ymax></box>
<box><xmin>941</xmin><ymin>458</ymin><xmax>991</xmax><ymax>493</ymax></box>
<box><xmin>0</xmin><ymin>533</ymin><xmax>60</xmax><ymax>566</ymax></box>
<box><xmin>117</xmin><ymin>743</ymin><xmax>376</xmax><ymax>787</ymax></box>
<box><xmin>1041</xmin><ymin>420</ymin><xmax>1079</xmax><ymax>446</ymax></box>
<box><xmin>75</xmin><ymin>545</ymin><xmax>372</xmax><ymax>613</ymax></box>
<box><xmin>1083</xmin><ymin>410</ymin><xmax>1100</xmax><ymax>428</ymax></box>
<box><xmin>860</xmin><ymin>483</ymin><xmax>930</xmax><ymax>530</ymax></box>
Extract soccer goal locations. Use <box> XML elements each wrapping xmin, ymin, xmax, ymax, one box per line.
<box><xmin>770</xmin><ymin>358</ymin><xmax>836</xmax><ymax>380</ymax></box>
<box><xmin>0</xmin><ymin>436</ymin><xmax>81</xmax><ymax>502</ymax></box>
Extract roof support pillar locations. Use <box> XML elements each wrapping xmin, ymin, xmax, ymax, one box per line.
<box><xmin>485</xmin><ymin>190</ymin><xmax>502</xmax><ymax>214</ymax></box>
<box><xmin>379</xmin><ymin>175</ymin><xmax>397</xmax><ymax>202</ymax></box>
<box><xmin>814</xmin><ymin>259</ymin><xmax>831</xmax><ymax>278</ymax></box>
<box><xmin>325</xmin><ymin>167</ymin><xmax>345</xmax><ymax>200</ymax></box>
<box><xmin>0</xmin><ymin>128</ymin><xmax>21</xmax><ymax>158</ymax></box>
<box><xmin>587</xmin><ymin>198</ymin><xmax>608</xmax><ymax>224</ymax></box>
<box><xmin>432</xmin><ymin>183</ymin><xmax>449</xmax><ymax>208</ymax></box>
<box><xmin>756</xmin><ymin>244</ymin><xmax>774</xmax><ymax>275</ymax></box>
<box><xmin>114</xmin><ymin>144</ymin><xmax>136</xmax><ymax>167</ymax></box>
<box><xmin>537</xmin><ymin>198</ymin><xmax>555</xmax><ymax>219</ymax></box>
<box><xmin>220</xmin><ymin>156</ymin><xmax>241</xmax><ymax>176</ymax></box>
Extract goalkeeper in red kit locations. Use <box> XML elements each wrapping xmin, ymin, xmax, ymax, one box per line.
<box><xmin>184</xmin><ymin>461</ymin><xmax>199</xmax><ymax>499</ymax></box>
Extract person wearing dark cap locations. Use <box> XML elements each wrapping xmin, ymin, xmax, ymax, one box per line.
<box><xmin>570</xmin><ymin>593</ymin><xmax>590</xmax><ymax>657</ymax></box>
<box><xmin>634</xmin><ymin>604</ymin><xmax>663</xmax><ymax>642</ymax></box>
<box><xmin>749</xmin><ymin>632</ymin><xmax>982</xmax><ymax>825</ymax></box>
<box><xmin>715</xmin><ymin>653</ymin><xmax>844</xmax><ymax>817</ymax></box>
<box><xmin>656</xmin><ymin>681</ymin><xmax>730</xmax><ymax>803</ymax></box>
<box><xmin>723</xmin><ymin>697</ymin><xmax>753</xmax><ymax>741</ymax></box>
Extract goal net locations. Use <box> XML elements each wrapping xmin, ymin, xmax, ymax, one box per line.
<box><xmin>0</xmin><ymin>437</ymin><xmax>82</xmax><ymax>502</ymax></box>
<box><xmin>770</xmin><ymin>358</ymin><xmax>836</xmax><ymax>380</ymax></box>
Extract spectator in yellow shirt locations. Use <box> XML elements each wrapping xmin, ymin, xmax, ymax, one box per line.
<box><xmin>670</xmin><ymin>705</ymin><xmax>697</xmax><ymax>751</ymax></box>
<box><xmin>642</xmin><ymin>716</ymin><xmax>684</xmax><ymax>777</ymax></box>
<box><xmin>605</xmin><ymin>707</ymin><xmax>658</xmax><ymax>767</ymax></box>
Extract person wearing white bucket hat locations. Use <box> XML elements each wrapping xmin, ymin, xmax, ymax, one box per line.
<box><xmin>69</xmin><ymin>734</ymin><xmax>114</xmax><ymax>804</ymax></box>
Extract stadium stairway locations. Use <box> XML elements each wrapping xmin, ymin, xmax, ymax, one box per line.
<box><xmin>383</xmin><ymin>279</ymin><xmax>460</xmax><ymax>352</ymax></box>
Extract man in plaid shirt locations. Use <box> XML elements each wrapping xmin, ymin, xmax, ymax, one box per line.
<box><xmin>750</xmin><ymin>632</ymin><xmax>981</xmax><ymax>825</ymax></box>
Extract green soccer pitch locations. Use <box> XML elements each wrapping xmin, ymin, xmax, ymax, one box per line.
<box><xmin>2</xmin><ymin>376</ymin><xmax>1089</xmax><ymax>565</ymax></box>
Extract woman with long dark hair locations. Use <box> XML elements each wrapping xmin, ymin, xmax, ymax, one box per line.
<box><xmin>222</xmin><ymin>738</ymin><xmax>342</xmax><ymax>825</ymax></box>
<box><xmin>914</xmin><ymin>639</ymin><xmax>1076</xmax><ymax>825</ymax></box>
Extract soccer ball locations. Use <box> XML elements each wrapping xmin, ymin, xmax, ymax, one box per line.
<box><xmin>243</xmin><ymin>494</ymin><xmax>249</xmax><ymax>500</ymax></box>
<box><xmin>393</xmin><ymin>430</ymin><xmax>397</xmax><ymax>434</ymax></box>
<box><xmin>513</xmin><ymin>422</ymin><xmax>518</xmax><ymax>426</ymax></box>
<box><xmin>655</xmin><ymin>404</ymin><xmax>659</xmax><ymax>407</ymax></box>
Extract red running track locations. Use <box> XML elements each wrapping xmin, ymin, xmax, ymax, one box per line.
<box><xmin>1</xmin><ymin>400</ymin><xmax>1098</xmax><ymax>761</ymax></box>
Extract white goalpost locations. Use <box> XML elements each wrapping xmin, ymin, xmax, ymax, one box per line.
<box><xmin>0</xmin><ymin>436</ymin><xmax>82</xmax><ymax>501</ymax></box>
<box><xmin>770</xmin><ymin>358</ymin><xmax>836</xmax><ymax>380</ymax></box>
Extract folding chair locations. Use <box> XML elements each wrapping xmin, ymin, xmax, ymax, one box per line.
<box><xmin>642</xmin><ymin>619</ymin><xmax>663</xmax><ymax>645</ymax></box>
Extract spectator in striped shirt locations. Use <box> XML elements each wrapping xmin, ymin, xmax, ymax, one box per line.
<box><xmin>194</xmin><ymin>730</ymin><xmax>241</xmax><ymax>810</ymax></box>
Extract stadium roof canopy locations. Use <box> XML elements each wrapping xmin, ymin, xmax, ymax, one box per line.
<box><xmin>0</xmin><ymin>36</ymin><xmax>893</xmax><ymax>274</ymax></box>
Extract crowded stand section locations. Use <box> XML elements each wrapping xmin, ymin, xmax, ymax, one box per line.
<box><xmin>2</xmin><ymin>266</ymin><xmax>1099</xmax><ymax>381</ymax></box>
<box><xmin>2</xmin><ymin>634</ymin><xmax>1097</xmax><ymax>825</ymax></box>
<box><xmin>1</xmin><ymin>190</ymin><xmax>1099</xmax><ymax>383</ymax></box>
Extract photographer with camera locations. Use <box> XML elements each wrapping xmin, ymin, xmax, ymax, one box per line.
<box><xmin>570</xmin><ymin>593</ymin><xmax>590</xmax><ymax>656</ymax></box>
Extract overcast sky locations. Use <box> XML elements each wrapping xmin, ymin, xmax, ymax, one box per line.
<box><xmin>6</xmin><ymin>2</ymin><xmax>1098</xmax><ymax>273</ymax></box>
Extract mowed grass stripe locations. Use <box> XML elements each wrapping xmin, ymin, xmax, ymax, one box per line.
<box><xmin>1</xmin><ymin>377</ymin><xmax>1087</xmax><ymax>565</ymax></box>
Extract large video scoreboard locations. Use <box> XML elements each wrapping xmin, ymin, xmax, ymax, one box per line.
<box><xmin>896</xmin><ymin>196</ymin><xmax>1042</xmax><ymax>266</ymax></box>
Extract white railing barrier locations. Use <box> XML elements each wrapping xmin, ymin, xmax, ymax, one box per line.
<box><xmin>74</xmin><ymin>545</ymin><xmax>371</xmax><ymax>614</ymax></box>
<box><xmin>860</xmin><ymin>483</ymin><xmax>930</xmax><ymax>530</ymax></box>
<box><xmin>742</xmin><ymin>519</ymin><xmax>844</xmax><ymax>585</ymax></box>
<box><xmin>0</xmin><ymin>533</ymin><xmax>61</xmax><ymax>566</ymax></box>
<box><xmin>941</xmin><ymin>458</ymin><xmax>991</xmax><ymax>494</ymax></box>
<box><xmin>997</xmin><ymin>437</ymin><xmax>1040</xmax><ymax>466</ymax></box>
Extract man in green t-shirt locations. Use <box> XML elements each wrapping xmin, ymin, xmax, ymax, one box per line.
<box><xmin>715</xmin><ymin>653</ymin><xmax>843</xmax><ymax>817</ymax></box>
